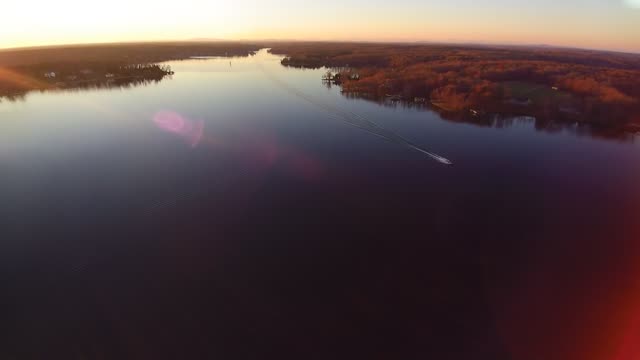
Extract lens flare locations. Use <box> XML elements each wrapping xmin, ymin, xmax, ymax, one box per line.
<box><xmin>152</xmin><ymin>112</ymin><xmax>324</xmax><ymax>181</ymax></box>
<box><xmin>153</xmin><ymin>110</ymin><xmax>204</xmax><ymax>148</ymax></box>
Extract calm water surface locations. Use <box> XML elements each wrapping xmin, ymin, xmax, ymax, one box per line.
<box><xmin>2</xmin><ymin>50</ymin><xmax>640</xmax><ymax>359</ymax></box>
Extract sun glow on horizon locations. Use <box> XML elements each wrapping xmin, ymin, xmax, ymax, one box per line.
<box><xmin>1</xmin><ymin>0</ymin><xmax>639</xmax><ymax>52</ymax></box>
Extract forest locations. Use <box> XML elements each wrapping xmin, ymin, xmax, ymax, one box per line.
<box><xmin>270</xmin><ymin>42</ymin><xmax>640</xmax><ymax>131</ymax></box>
<box><xmin>2</xmin><ymin>41</ymin><xmax>639</xmax><ymax>133</ymax></box>
<box><xmin>0</xmin><ymin>42</ymin><xmax>261</xmax><ymax>99</ymax></box>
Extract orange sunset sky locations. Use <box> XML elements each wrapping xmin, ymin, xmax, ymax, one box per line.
<box><xmin>1</xmin><ymin>0</ymin><xmax>639</xmax><ymax>52</ymax></box>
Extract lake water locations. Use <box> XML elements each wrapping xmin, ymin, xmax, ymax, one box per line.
<box><xmin>2</xmin><ymin>49</ymin><xmax>640</xmax><ymax>359</ymax></box>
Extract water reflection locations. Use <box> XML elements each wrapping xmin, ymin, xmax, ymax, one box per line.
<box><xmin>2</xmin><ymin>48</ymin><xmax>640</xmax><ymax>360</ymax></box>
<box><xmin>151</xmin><ymin>107</ymin><xmax>326</xmax><ymax>185</ymax></box>
<box><xmin>261</xmin><ymin>64</ymin><xmax>453</xmax><ymax>164</ymax></box>
<box><xmin>153</xmin><ymin>111</ymin><xmax>204</xmax><ymax>148</ymax></box>
<box><xmin>0</xmin><ymin>71</ymin><xmax>168</xmax><ymax>102</ymax></box>
<box><xmin>0</xmin><ymin>92</ymin><xmax>26</xmax><ymax>103</ymax></box>
<box><xmin>340</xmin><ymin>91</ymin><xmax>639</xmax><ymax>142</ymax></box>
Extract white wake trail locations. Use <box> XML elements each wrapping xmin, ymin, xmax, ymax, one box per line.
<box><xmin>258</xmin><ymin>63</ymin><xmax>453</xmax><ymax>166</ymax></box>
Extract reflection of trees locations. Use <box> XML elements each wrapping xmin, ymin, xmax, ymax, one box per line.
<box><xmin>322</xmin><ymin>79</ymin><xmax>333</xmax><ymax>90</ymax></box>
<box><xmin>0</xmin><ymin>71</ymin><xmax>169</xmax><ymax>102</ymax></box>
<box><xmin>0</xmin><ymin>93</ymin><xmax>26</xmax><ymax>103</ymax></box>
<box><xmin>271</xmin><ymin>43</ymin><xmax>640</xmax><ymax>135</ymax></box>
<box><xmin>340</xmin><ymin>91</ymin><xmax>636</xmax><ymax>142</ymax></box>
<box><xmin>55</xmin><ymin>76</ymin><xmax>166</xmax><ymax>93</ymax></box>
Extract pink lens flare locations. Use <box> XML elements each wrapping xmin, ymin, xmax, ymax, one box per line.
<box><xmin>288</xmin><ymin>151</ymin><xmax>324</xmax><ymax>181</ymax></box>
<box><xmin>152</xmin><ymin>114</ymin><xmax>325</xmax><ymax>181</ymax></box>
<box><xmin>153</xmin><ymin>110</ymin><xmax>204</xmax><ymax>148</ymax></box>
<box><xmin>235</xmin><ymin>129</ymin><xmax>325</xmax><ymax>181</ymax></box>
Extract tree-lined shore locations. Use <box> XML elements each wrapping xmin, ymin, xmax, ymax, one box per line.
<box><xmin>270</xmin><ymin>42</ymin><xmax>640</xmax><ymax>131</ymax></box>
<box><xmin>0</xmin><ymin>42</ymin><xmax>261</xmax><ymax>99</ymax></box>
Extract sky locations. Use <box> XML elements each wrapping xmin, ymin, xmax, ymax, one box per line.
<box><xmin>1</xmin><ymin>0</ymin><xmax>639</xmax><ymax>52</ymax></box>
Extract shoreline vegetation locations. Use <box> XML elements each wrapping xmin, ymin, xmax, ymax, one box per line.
<box><xmin>269</xmin><ymin>42</ymin><xmax>640</xmax><ymax>135</ymax></box>
<box><xmin>1</xmin><ymin>41</ymin><xmax>639</xmax><ymax>138</ymax></box>
<box><xmin>0</xmin><ymin>42</ymin><xmax>260</xmax><ymax>100</ymax></box>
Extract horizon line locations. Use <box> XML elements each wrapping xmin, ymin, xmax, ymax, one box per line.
<box><xmin>1</xmin><ymin>38</ymin><xmax>639</xmax><ymax>56</ymax></box>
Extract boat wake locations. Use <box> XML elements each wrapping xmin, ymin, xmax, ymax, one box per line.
<box><xmin>258</xmin><ymin>64</ymin><xmax>452</xmax><ymax>165</ymax></box>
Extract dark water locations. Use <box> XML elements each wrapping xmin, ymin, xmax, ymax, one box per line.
<box><xmin>2</xmin><ymin>49</ymin><xmax>640</xmax><ymax>360</ymax></box>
